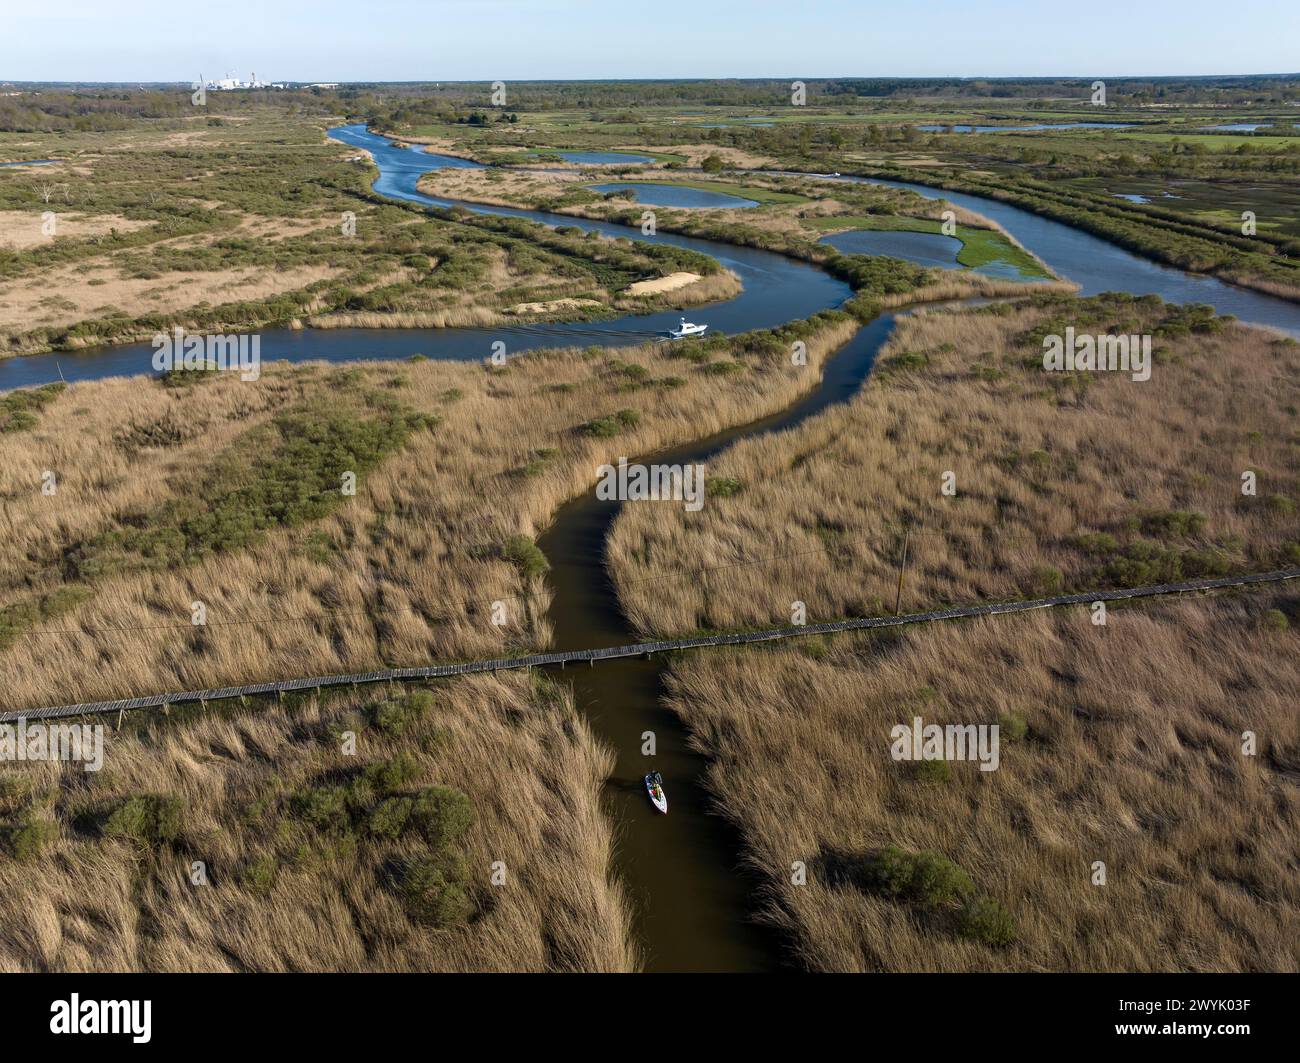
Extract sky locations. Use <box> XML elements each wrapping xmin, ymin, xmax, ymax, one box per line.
<box><xmin>2</xmin><ymin>0</ymin><xmax>1297</xmax><ymax>83</ymax></box>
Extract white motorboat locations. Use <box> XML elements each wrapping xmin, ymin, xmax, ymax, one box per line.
<box><xmin>645</xmin><ymin>772</ymin><xmax>668</xmax><ymax>814</ymax></box>
<box><xmin>668</xmin><ymin>317</ymin><xmax>708</xmax><ymax>339</ymax></box>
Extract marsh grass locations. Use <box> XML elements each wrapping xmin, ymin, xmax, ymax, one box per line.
<box><xmin>0</xmin><ymin>672</ymin><xmax>636</xmax><ymax>972</ymax></box>
<box><xmin>0</xmin><ymin>310</ymin><xmax>881</xmax><ymax>710</ymax></box>
<box><xmin>608</xmin><ymin>295</ymin><xmax>1300</xmax><ymax>636</ymax></box>
<box><xmin>663</xmin><ymin>592</ymin><xmax>1300</xmax><ymax>971</ymax></box>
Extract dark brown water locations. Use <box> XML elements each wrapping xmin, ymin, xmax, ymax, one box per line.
<box><xmin>536</xmin><ymin>312</ymin><xmax>900</xmax><ymax>971</ymax></box>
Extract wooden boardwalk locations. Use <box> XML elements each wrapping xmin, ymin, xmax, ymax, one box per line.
<box><xmin>3</xmin><ymin>567</ymin><xmax>1296</xmax><ymax>724</ymax></box>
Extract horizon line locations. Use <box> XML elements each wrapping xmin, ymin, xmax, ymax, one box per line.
<box><xmin>4</xmin><ymin>72</ymin><xmax>1300</xmax><ymax>86</ymax></box>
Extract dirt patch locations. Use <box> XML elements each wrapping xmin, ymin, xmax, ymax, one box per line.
<box><xmin>0</xmin><ymin>211</ymin><xmax>150</xmax><ymax>251</ymax></box>
<box><xmin>504</xmin><ymin>297</ymin><xmax>603</xmax><ymax>315</ymax></box>
<box><xmin>0</xmin><ymin>261</ymin><xmax>344</xmax><ymax>336</ymax></box>
<box><xmin>648</xmin><ymin>143</ymin><xmax>776</xmax><ymax>170</ymax></box>
<box><xmin>625</xmin><ymin>271</ymin><xmax>701</xmax><ymax>296</ymax></box>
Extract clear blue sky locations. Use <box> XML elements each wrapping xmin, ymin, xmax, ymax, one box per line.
<box><xmin>3</xmin><ymin>0</ymin><xmax>1297</xmax><ymax>82</ymax></box>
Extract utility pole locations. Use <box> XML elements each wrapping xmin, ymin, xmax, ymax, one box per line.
<box><xmin>894</xmin><ymin>523</ymin><xmax>911</xmax><ymax>616</ymax></box>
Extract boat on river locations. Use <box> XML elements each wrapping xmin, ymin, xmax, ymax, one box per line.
<box><xmin>645</xmin><ymin>772</ymin><xmax>668</xmax><ymax>814</ymax></box>
<box><xmin>668</xmin><ymin>318</ymin><xmax>708</xmax><ymax>339</ymax></box>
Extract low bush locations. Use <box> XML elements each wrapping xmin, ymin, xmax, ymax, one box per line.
<box><xmin>502</xmin><ymin>534</ymin><xmax>549</xmax><ymax>579</ymax></box>
<box><xmin>863</xmin><ymin>845</ymin><xmax>974</xmax><ymax>906</ymax></box>
<box><xmin>103</xmin><ymin>794</ymin><xmax>184</xmax><ymax>847</ymax></box>
<box><xmin>366</xmin><ymin>692</ymin><xmax>433</xmax><ymax>737</ymax></box>
<box><xmin>957</xmin><ymin>895</ymin><xmax>1017</xmax><ymax>947</ymax></box>
<box><xmin>579</xmin><ymin>407</ymin><xmax>640</xmax><ymax>437</ymax></box>
<box><xmin>409</xmin><ymin>786</ymin><xmax>473</xmax><ymax>852</ymax></box>
<box><xmin>6</xmin><ymin>818</ymin><xmax>58</xmax><ymax>862</ymax></box>
<box><xmin>400</xmin><ymin>853</ymin><xmax>474</xmax><ymax>927</ymax></box>
<box><xmin>0</xmin><ymin>382</ymin><xmax>65</xmax><ymax>433</ymax></box>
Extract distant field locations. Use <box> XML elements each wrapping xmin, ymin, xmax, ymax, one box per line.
<box><xmin>522</xmin><ymin>147</ymin><xmax>688</xmax><ymax>164</ymax></box>
<box><xmin>1114</xmin><ymin>131</ymin><xmax>1300</xmax><ymax>149</ymax></box>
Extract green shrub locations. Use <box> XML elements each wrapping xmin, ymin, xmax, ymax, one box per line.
<box><xmin>103</xmin><ymin>794</ymin><xmax>184</xmax><ymax>847</ymax></box>
<box><xmin>160</xmin><ymin>363</ymin><xmax>220</xmax><ymax>389</ymax></box>
<box><xmin>291</xmin><ymin>786</ymin><xmax>351</xmax><ymax>833</ymax></box>
<box><xmin>519</xmin><ymin>447</ymin><xmax>557</xmax><ymax>478</ymax></box>
<box><xmin>0</xmin><ymin>586</ymin><xmax>93</xmax><ymax>652</ymax></box>
<box><xmin>1030</xmin><ymin>564</ymin><xmax>1064</xmax><ymax>595</ymax></box>
<box><xmin>1071</xmin><ymin>531</ymin><xmax>1118</xmax><ymax>556</ymax></box>
<box><xmin>243</xmin><ymin>854</ymin><xmax>278</xmax><ymax>894</ymax></box>
<box><xmin>998</xmin><ymin>712</ymin><xmax>1029</xmax><ymax>742</ymax></box>
<box><xmin>706</xmin><ymin>476</ymin><xmax>744</xmax><ymax>498</ymax></box>
<box><xmin>957</xmin><ymin>895</ymin><xmax>1017</xmax><ymax>947</ymax></box>
<box><xmin>579</xmin><ymin>407</ymin><xmax>639</xmax><ymax>437</ymax></box>
<box><xmin>908</xmin><ymin>759</ymin><xmax>952</xmax><ymax>784</ymax></box>
<box><xmin>367</xmin><ymin>691</ymin><xmax>433</xmax><ymax>737</ymax></box>
<box><xmin>1262</xmin><ymin>609</ymin><xmax>1289</xmax><ymax>632</ymax></box>
<box><xmin>400</xmin><ymin>854</ymin><xmax>474</xmax><ymax>927</ymax></box>
<box><xmin>864</xmin><ymin>845</ymin><xmax>974</xmax><ymax>906</ymax></box>
<box><xmin>363</xmin><ymin>754</ymin><xmax>420</xmax><ymax>795</ymax></box>
<box><xmin>0</xmin><ymin>383</ymin><xmax>65</xmax><ymax>433</ymax></box>
<box><xmin>610</xmin><ymin>360</ymin><xmax>649</xmax><ymax>382</ymax></box>
<box><xmin>68</xmin><ymin>395</ymin><xmax>434</xmax><ymax>580</ymax></box>
<box><xmin>1140</xmin><ymin>510</ymin><xmax>1207</xmax><ymax>539</ymax></box>
<box><xmin>885</xmin><ymin>349</ymin><xmax>929</xmax><ymax>372</ymax></box>
<box><xmin>7</xmin><ymin>818</ymin><xmax>58</xmax><ymax>862</ymax></box>
<box><xmin>368</xmin><ymin>796</ymin><xmax>414</xmax><ymax>840</ymax></box>
<box><xmin>502</xmin><ymin>534</ymin><xmax>549</xmax><ymax>578</ymax></box>
<box><xmin>409</xmin><ymin>786</ymin><xmax>474</xmax><ymax>852</ymax></box>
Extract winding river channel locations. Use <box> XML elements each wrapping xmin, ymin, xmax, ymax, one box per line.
<box><xmin>4</xmin><ymin>124</ymin><xmax>1299</xmax><ymax>970</ymax></box>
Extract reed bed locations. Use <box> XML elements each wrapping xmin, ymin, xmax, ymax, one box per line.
<box><xmin>0</xmin><ymin>671</ymin><xmax>637</xmax><ymax>972</ymax></box>
<box><xmin>663</xmin><ymin>593</ymin><xmax>1300</xmax><ymax>971</ymax></box>
<box><xmin>0</xmin><ymin>312</ymin><xmax>874</xmax><ymax>710</ymax></box>
<box><xmin>608</xmin><ymin>297</ymin><xmax>1300</xmax><ymax>637</ymax></box>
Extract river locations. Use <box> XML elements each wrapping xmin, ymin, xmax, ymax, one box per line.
<box><xmin>829</xmin><ymin>173</ymin><xmax>1300</xmax><ymax>335</ymax></box>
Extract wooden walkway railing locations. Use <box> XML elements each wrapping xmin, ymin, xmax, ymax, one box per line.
<box><xmin>3</xmin><ymin>568</ymin><xmax>1296</xmax><ymax>723</ymax></box>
